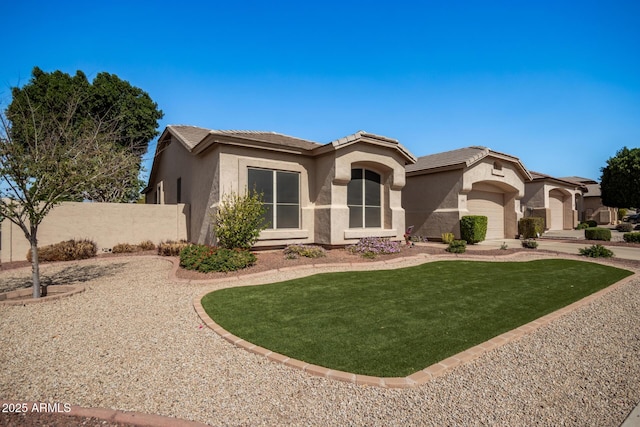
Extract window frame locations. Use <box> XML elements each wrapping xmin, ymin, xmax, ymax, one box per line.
<box><xmin>248</xmin><ymin>167</ymin><xmax>301</xmax><ymax>230</ymax></box>
<box><xmin>347</xmin><ymin>168</ymin><xmax>382</xmax><ymax>228</ymax></box>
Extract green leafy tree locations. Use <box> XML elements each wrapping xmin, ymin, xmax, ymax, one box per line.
<box><xmin>6</xmin><ymin>67</ymin><xmax>163</xmax><ymax>202</ymax></box>
<box><xmin>212</xmin><ymin>190</ymin><xmax>267</xmax><ymax>249</ymax></box>
<box><xmin>600</xmin><ymin>147</ymin><xmax>640</xmax><ymax>208</ymax></box>
<box><xmin>0</xmin><ymin>91</ymin><xmax>141</xmax><ymax>298</ymax></box>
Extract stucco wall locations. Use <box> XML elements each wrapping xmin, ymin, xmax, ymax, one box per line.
<box><xmin>329</xmin><ymin>144</ymin><xmax>407</xmax><ymax>245</ymax></box>
<box><xmin>523</xmin><ymin>181</ymin><xmax>580</xmax><ymax>230</ymax></box>
<box><xmin>404</xmin><ymin>158</ymin><xmax>526</xmax><ymax>240</ymax></box>
<box><xmin>1</xmin><ymin>202</ymin><xmax>189</xmax><ymax>263</ymax></box>
<box><xmin>403</xmin><ymin>169</ymin><xmax>462</xmax><ymax>239</ymax></box>
<box><xmin>220</xmin><ymin>146</ymin><xmax>317</xmax><ymax>247</ymax></box>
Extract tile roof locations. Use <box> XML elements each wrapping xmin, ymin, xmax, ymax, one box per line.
<box><xmin>166</xmin><ymin>125</ymin><xmax>321</xmax><ymax>152</ymax></box>
<box><xmin>167</xmin><ymin>125</ymin><xmax>212</xmax><ymax>150</ymax></box>
<box><xmin>529</xmin><ymin>171</ymin><xmax>587</xmax><ymax>188</ymax></box>
<box><xmin>207</xmin><ymin>130</ymin><xmax>321</xmax><ymax>150</ymax></box>
<box><xmin>406</xmin><ymin>146</ymin><xmax>490</xmax><ymax>173</ymax></box>
<box><xmin>583</xmin><ymin>183</ymin><xmax>602</xmax><ymax>197</ymax></box>
<box><xmin>558</xmin><ymin>176</ymin><xmax>598</xmax><ymax>185</ymax></box>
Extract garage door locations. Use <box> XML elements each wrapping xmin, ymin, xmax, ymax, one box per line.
<box><xmin>549</xmin><ymin>193</ymin><xmax>564</xmax><ymax>230</ymax></box>
<box><xmin>467</xmin><ymin>190</ymin><xmax>505</xmax><ymax>239</ymax></box>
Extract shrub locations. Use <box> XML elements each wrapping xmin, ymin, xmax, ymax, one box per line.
<box><xmin>500</xmin><ymin>242</ymin><xmax>509</xmax><ymax>250</ymax></box>
<box><xmin>618</xmin><ymin>208</ymin><xmax>628</xmax><ymax>220</ymax></box>
<box><xmin>158</xmin><ymin>240</ymin><xmax>190</xmax><ymax>256</ymax></box>
<box><xmin>584</xmin><ymin>220</ymin><xmax>598</xmax><ymax>228</ymax></box>
<box><xmin>521</xmin><ymin>239</ymin><xmax>538</xmax><ymax>249</ymax></box>
<box><xmin>616</xmin><ymin>223</ymin><xmax>634</xmax><ymax>232</ymax></box>
<box><xmin>579</xmin><ymin>244</ymin><xmax>614</xmax><ymax>258</ymax></box>
<box><xmin>138</xmin><ymin>240</ymin><xmax>156</xmax><ymax>250</ymax></box>
<box><xmin>347</xmin><ymin>237</ymin><xmax>401</xmax><ymax>258</ymax></box>
<box><xmin>519</xmin><ymin>217</ymin><xmax>545</xmax><ymax>238</ymax></box>
<box><xmin>179</xmin><ymin>244</ymin><xmax>256</xmax><ymax>272</ymax></box>
<box><xmin>284</xmin><ymin>244</ymin><xmax>327</xmax><ymax>259</ymax></box>
<box><xmin>576</xmin><ymin>222</ymin><xmax>589</xmax><ymax>230</ymax></box>
<box><xmin>460</xmin><ymin>215</ymin><xmax>488</xmax><ymax>244</ymax></box>
<box><xmin>441</xmin><ymin>232</ymin><xmax>455</xmax><ymax>244</ymax></box>
<box><xmin>585</xmin><ymin>227</ymin><xmax>612</xmax><ymax>241</ymax></box>
<box><xmin>623</xmin><ymin>232</ymin><xmax>640</xmax><ymax>243</ymax></box>
<box><xmin>112</xmin><ymin>243</ymin><xmax>140</xmax><ymax>254</ymax></box>
<box><xmin>213</xmin><ymin>190</ymin><xmax>267</xmax><ymax>249</ymax></box>
<box><xmin>446</xmin><ymin>240</ymin><xmax>466</xmax><ymax>253</ymax></box>
<box><xmin>27</xmin><ymin>239</ymin><xmax>97</xmax><ymax>262</ymax></box>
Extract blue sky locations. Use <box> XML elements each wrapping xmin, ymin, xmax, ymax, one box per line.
<box><xmin>2</xmin><ymin>0</ymin><xmax>639</xmax><ymax>182</ymax></box>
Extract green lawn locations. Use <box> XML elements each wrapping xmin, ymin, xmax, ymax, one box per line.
<box><xmin>201</xmin><ymin>259</ymin><xmax>632</xmax><ymax>377</ymax></box>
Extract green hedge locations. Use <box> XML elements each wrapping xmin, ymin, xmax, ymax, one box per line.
<box><xmin>446</xmin><ymin>240</ymin><xmax>467</xmax><ymax>253</ymax></box>
<box><xmin>460</xmin><ymin>216</ymin><xmax>487</xmax><ymax>244</ymax></box>
<box><xmin>585</xmin><ymin>227</ymin><xmax>612</xmax><ymax>241</ymax></box>
<box><xmin>519</xmin><ymin>217</ymin><xmax>545</xmax><ymax>239</ymax></box>
<box><xmin>180</xmin><ymin>245</ymin><xmax>256</xmax><ymax>272</ymax></box>
<box><xmin>579</xmin><ymin>244</ymin><xmax>614</xmax><ymax>258</ymax></box>
<box><xmin>623</xmin><ymin>232</ymin><xmax>640</xmax><ymax>243</ymax></box>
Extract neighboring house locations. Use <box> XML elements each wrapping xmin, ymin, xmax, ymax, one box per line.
<box><xmin>560</xmin><ymin>176</ymin><xmax>618</xmax><ymax>224</ymax></box>
<box><xmin>522</xmin><ymin>172</ymin><xmax>585</xmax><ymax>230</ymax></box>
<box><xmin>143</xmin><ymin>125</ymin><xmax>416</xmax><ymax>247</ymax></box>
<box><xmin>403</xmin><ymin>146</ymin><xmax>532</xmax><ymax>240</ymax></box>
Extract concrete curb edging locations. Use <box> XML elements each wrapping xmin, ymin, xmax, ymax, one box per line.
<box><xmin>0</xmin><ymin>400</ymin><xmax>210</xmax><ymax>427</ymax></box>
<box><xmin>191</xmin><ymin>253</ymin><xmax>638</xmax><ymax>388</ymax></box>
<box><xmin>0</xmin><ymin>284</ymin><xmax>85</xmax><ymax>306</ymax></box>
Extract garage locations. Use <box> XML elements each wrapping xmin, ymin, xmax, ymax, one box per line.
<box><xmin>467</xmin><ymin>186</ymin><xmax>505</xmax><ymax>240</ymax></box>
<box><xmin>549</xmin><ymin>190</ymin><xmax>565</xmax><ymax>230</ymax></box>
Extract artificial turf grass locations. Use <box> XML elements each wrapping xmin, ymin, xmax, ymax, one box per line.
<box><xmin>201</xmin><ymin>259</ymin><xmax>632</xmax><ymax>377</ymax></box>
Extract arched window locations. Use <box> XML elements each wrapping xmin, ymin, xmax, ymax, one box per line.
<box><xmin>347</xmin><ymin>169</ymin><xmax>381</xmax><ymax>228</ymax></box>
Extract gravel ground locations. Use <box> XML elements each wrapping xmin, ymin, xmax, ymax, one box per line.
<box><xmin>1</xmin><ymin>254</ymin><xmax>639</xmax><ymax>426</ymax></box>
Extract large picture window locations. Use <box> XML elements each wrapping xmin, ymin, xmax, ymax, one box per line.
<box><xmin>248</xmin><ymin>168</ymin><xmax>300</xmax><ymax>229</ymax></box>
<box><xmin>347</xmin><ymin>168</ymin><xmax>381</xmax><ymax>228</ymax></box>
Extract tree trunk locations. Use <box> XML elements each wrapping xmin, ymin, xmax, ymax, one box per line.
<box><xmin>30</xmin><ymin>236</ymin><xmax>41</xmax><ymax>299</ymax></box>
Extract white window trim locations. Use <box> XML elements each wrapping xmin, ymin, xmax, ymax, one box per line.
<box><xmin>348</xmin><ymin>168</ymin><xmax>382</xmax><ymax>229</ymax></box>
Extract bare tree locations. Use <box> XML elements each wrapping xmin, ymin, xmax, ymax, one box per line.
<box><xmin>0</xmin><ymin>90</ymin><xmax>140</xmax><ymax>298</ymax></box>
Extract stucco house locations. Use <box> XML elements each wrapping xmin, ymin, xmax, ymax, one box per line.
<box><xmin>522</xmin><ymin>172</ymin><xmax>585</xmax><ymax>230</ymax></box>
<box><xmin>143</xmin><ymin>125</ymin><xmax>416</xmax><ymax>247</ymax></box>
<box><xmin>560</xmin><ymin>176</ymin><xmax>617</xmax><ymax>224</ymax></box>
<box><xmin>403</xmin><ymin>146</ymin><xmax>532</xmax><ymax>240</ymax></box>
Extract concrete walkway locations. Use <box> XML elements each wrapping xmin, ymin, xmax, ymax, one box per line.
<box><xmin>474</xmin><ymin>229</ymin><xmax>640</xmax><ymax>262</ymax></box>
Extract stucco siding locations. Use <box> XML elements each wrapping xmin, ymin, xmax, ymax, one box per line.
<box><xmin>1</xmin><ymin>202</ymin><xmax>189</xmax><ymax>263</ymax></box>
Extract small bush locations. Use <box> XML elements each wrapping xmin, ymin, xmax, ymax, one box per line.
<box><xmin>112</xmin><ymin>243</ymin><xmax>141</xmax><ymax>254</ymax></box>
<box><xmin>446</xmin><ymin>240</ymin><xmax>466</xmax><ymax>253</ymax></box>
<box><xmin>618</xmin><ymin>208</ymin><xmax>628</xmax><ymax>221</ymax></box>
<box><xmin>579</xmin><ymin>244</ymin><xmax>614</xmax><ymax>258</ymax></box>
<box><xmin>213</xmin><ymin>190</ymin><xmax>267</xmax><ymax>249</ymax></box>
<box><xmin>623</xmin><ymin>232</ymin><xmax>640</xmax><ymax>243</ymax></box>
<box><xmin>441</xmin><ymin>232</ymin><xmax>455</xmax><ymax>244</ymax></box>
<box><xmin>616</xmin><ymin>223</ymin><xmax>634</xmax><ymax>232</ymax></box>
<box><xmin>584</xmin><ymin>220</ymin><xmax>598</xmax><ymax>228</ymax></box>
<box><xmin>179</xmin><ymin>244</ymin><xmax>256</xmax><ymax>272</ymax></box>
<box><xmin>500</xmin><ymin>242</ymin><xmax>509</xmax><ymax>250</ymax></box>
<box><xmin>519</xmin><ymin>217</ymin><xmax>545</xmax><ymax>238</ymax></box>
<box><xmin>576</xmin><ymin>222</ymin><xmax>589</xmax><ymax>230</ymax></box>
<box><xmin>585</xmin><ymin>227</ymin><xmax>612</xmax><ymax>241</ymax></box>
<box><xmin>27</xmin><ymin>239</ymin><xmax>97</xmax><ymax>262</ymax></box>
<box><xmin>158</xmin><ymin>240</ymin><xmax>190</xmax><ymax>256</ymax></box>
<box><xmin>460</xmin><ymin>216</ymin><xmax>488</xmax><ymax>244</ymax></box>
<box><xmin>138</xmin><ymin>240</ymin><xmax>156</xmax><ymax>250</ymax></box>
<box><xmin>284</xmin><ymin>244</ymin><xmax>327</xmax><ymax>259</ymax></box>
<box><xmin>347</xmin><ymin>237</ymin><xmax>401</xmax><ymax>258</ymax></box>
<box><xmin>521</xmin><ymin>239</ymin><xmax>538</xmax><ymax>249</ymax></box>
